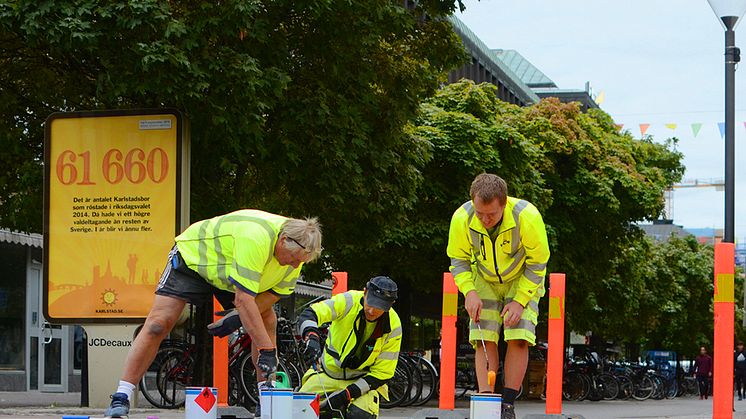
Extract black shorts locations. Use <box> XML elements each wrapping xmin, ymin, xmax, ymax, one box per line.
<box><xmin>155</xmin><ymin>246</ymin><xmax>235</xmax><ymax>309</ymax></box>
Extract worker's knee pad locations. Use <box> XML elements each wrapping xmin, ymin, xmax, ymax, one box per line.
<box><xmin>346</xmin><ymin>404</ymin><xmax>376</xmax><ymax>419</ymax></box>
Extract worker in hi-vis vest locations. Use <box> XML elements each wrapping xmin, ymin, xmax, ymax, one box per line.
<box><xmin>105</xmin><ymin>209</ymin><xmax>322</xmax><ymax>418</ymax></box>
<box><xmin>447</xmin><ymin>174</ymin><xmax>549</xmax><ymax>419</ymax></box>
<box><xmin>297</xmin><ymin>276</ymin><xmax>402</xmax><ymax>419</ymax></box>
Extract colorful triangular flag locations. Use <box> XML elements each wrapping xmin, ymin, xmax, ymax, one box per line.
<box><xmin>595</xmin><ymin>90</ymin><xmax>605</xmax><ymax>105</ymax></box>
<box><xmin>665</xmin><ymin>123</ymin><xmax>677</xmax><ymax>130</ymax></box>
<box><xmin>691</xmin><ymin>123</ymin><xmax>703</xmax><ymax>137</ymax></box>
<box><xmin>718</xmin><ymin>122</ymin><xmax>726</xmax><ymax>139</ymax></box>
<box><xmin>639</xmin><ymin>123</ymin><xmax>650</xmax><ymax>137</ymax></box>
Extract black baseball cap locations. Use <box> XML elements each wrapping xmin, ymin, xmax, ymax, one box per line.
<box><xmin>365</xmin><ymin>276</ymin><xmax>398</xmax><ymax>311</ymax></box>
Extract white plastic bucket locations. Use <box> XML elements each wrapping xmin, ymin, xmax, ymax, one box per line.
<box><xmin>185</xmin><ymin>387</ymin><xmax>218</xmax><ymax>419</ymax></box>
<box><xmin>293</xmin><ymin>392</ymin><xmax>319</xmax><ymax>418</ymax></box>
<box><xmin>470</xmin><ymin>393</ymin><xmax>502</xmax><ymax>419</ymax></box>
<box><xmin>260</xmin><ymin>388</ymin><xmax>294</xmax><ymax>419</ymax></box>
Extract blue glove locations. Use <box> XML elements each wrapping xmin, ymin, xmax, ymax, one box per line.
<box><xmin>207</xmin><ymin>309</ymin><xmax>242</xmax><ymax>337</ymax></box>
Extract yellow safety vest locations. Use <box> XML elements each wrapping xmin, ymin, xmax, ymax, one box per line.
<box><xmin>312</xmin><ymin>291</ymin><xmax>402</xmax><ymax>383</ymax></box>
<box><xmin>175</xmin><ymin>209</ymin><xmax>301</xmax><ymax>296</ymax></box>
<box><xmin>447</xmin><ymin>197</ymin><xmax>550</xmax><ymax>306</ymax></box>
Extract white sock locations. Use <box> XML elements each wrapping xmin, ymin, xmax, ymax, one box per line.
<box><xmin>116</xmin><ymin>380</ymin><xmax>136</xmax><ymax>399</ymax></box>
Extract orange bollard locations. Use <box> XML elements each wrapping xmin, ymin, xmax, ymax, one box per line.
<box><xmin>212</xmin><ymin>297</ymin><xmax>229</xmax><ymax>405</ymax></box>
<box><xmin>713</xmin><ymin>243</ymin><xmax>735</xmax><ymax>419</ymax></box>
<box><xmin>332</xmin><ymin>271</ymin><xmax>348</xmax><ymax>295</ymax></box>
<box><xmin>439</xmin><ymin>273</ymin><xmax>458</xmax><ymax>410</ymax></box>
<box><xmin>546</xmin><ymin>273</ymin><xmax>565</xmax><ymax>415</ymax></box>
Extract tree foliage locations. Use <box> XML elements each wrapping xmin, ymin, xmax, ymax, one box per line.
<box><xmin>1</xmin><ymin>2</ymin><xmax>719</xmax><ymax>353</ymax></box>
<box><xmin>344</xmin><ymin>80</ymin><xmax>707</xmax><ymax>353</ymax></box>
<box><xmin>0</xmin><ymin>0</ymin><xmax>466</xmax><ymax>268</ymax></box>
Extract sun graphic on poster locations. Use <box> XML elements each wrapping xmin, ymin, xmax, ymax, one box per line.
<box><xmin>101</xmin><ymin>289</ymin><xmax>118</xmax><ymax>306</ymax></box>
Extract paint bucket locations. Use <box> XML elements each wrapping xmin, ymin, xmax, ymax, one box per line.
<box><xmin>293</xmin><ymin>392</ymin><xmax>320</xmax><ymax>418</ymax></box>
<box><xmin>470</xmin><ymin>393</ymin><xmax>502</xmax><ymax>419</ymax></box>
<box><xmin>274</xmin><ymin>371</ymin><xmax>291</xmax><ymax>388</ymax></box>
<box><xmin>185</xmin><ymin>387</ymin><xmax>218</xmax><ymax>419</ymax></box>
<box><xmin>260</xmin><ymin>388</ymin><xmax>294</xmax><ymax>419</ymax></box>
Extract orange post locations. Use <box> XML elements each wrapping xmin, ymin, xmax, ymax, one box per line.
<box><xmin>332</xmin><ymin>271</ymin><xmax>348</xmax><ymax>295</ymax></box>
<box><xmin>546</xmin><ymin>273</ymin><xmax>566</xmax><ymax>414</ymax></box>
<box><xmin>439</xmin><ymin>273</ymin><xmax>458</xmax><ymax>410</ymax></box>
<box><xmin>213</xmin><ymin>297</ymin><xmax>229</xmax><ymax>406</ymax></box>
<box><xmin>713</xmin><ymin>243</ymin><xmax>735</xmax><ymax>419</ymax></box>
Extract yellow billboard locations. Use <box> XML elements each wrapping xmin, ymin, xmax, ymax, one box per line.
<box><xmin>44</xmin><ymin>109</ymin><xmax>187</xmax><ymax>323</ymax></box>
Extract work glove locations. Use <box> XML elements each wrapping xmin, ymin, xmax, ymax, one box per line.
<box><xmin>257</xmin><ymin>348</ymin><xmax>278</xmax><ymax>379</ymax></box>
<box><xmin>207</xmin><ymin>309</ymin><xmax>242</xmax><ymax>337</ymax></box>
<box><xmin>319</xmin><ymin>387</ymin><xmax>351</xmax><ymax>413</ymax></box>
<box><xmin>302</xmin><ymin>329</ymin><xmax>323</xmax><ymax>366</ymax></box>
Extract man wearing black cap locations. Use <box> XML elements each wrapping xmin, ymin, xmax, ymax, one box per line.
<box><xmin>296</xmin><ymin>276</ymin><xmax>402</xmax><ymax>419</ymax></box>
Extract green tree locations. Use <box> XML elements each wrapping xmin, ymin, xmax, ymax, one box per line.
<box><xmin>351</xmin><ymin>81</ymin><xmax>686</xmax><ymax>347</ymax></box>
<box><xmin>603</xmin><ymin>235</ymin><xmax>716</xmax><ymax>355</ymax></box>
<box><xmin>0</xmin><ymin>0</ymin><xmax>466</xmax><ymax>273</ymax></box>
<box><xmin>357</xmin><ymin>81</ymin><xmax>683</xmax><ymax>290</ymax></box>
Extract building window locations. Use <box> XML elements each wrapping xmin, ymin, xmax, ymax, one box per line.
<box><xmin>0</xmin><ymin>243</ymin><xmax>26</xmax><ymax>370</ymax></box>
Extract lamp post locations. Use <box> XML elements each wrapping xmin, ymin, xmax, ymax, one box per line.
<box><xmin>708</xmin><ymin>0</ymin><xmax>746</xmax><ymax>244</ymax></box>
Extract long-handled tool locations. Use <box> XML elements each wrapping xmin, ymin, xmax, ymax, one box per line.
<box><xmin>476</xmin><ymin>321</ymin><xmax>496</xmax><ymax>388</ymax></box>
<box><xmin>314</xmin><ymin>362</ymin><xmax>345</xmax><ymax>419</ymax></box>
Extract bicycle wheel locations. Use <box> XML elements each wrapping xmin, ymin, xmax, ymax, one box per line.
<box><xmin>632</xmin><ymin>375</ymin><xmax>655</xmax><ymax>401</ymax></box>
<box><xmin>411</xmin><ymin>356</ymin><xmax>439</xmax><ymax>407</ymax></box>
<box><xmin>282</xmin><ymin>358</ymin><xmax>304</xmax><ymax>391</ymax></box>
<box><xmin>665</xmin><ymin>379</ymin><xmax>678</xmax><ymax>399</ymax></box>
<box><xmin>615</xmin><ymin>374</ymin><xmax>633</xmax><ymax>400</ymax></box>
<box><xmin>398</xmin><ymin>356</ymin><xmax>422</xmax><ymax>407</ymax></box>
<box><xmin>237</xmin><ymin>353</ymin><xmax>290</xmax><ymax>405</ymax></box>
<box><xmin>577</xmin><ymin>373</ymin><xmax>592</xmax><ymax>401</ymax></box>
<box><xmin>152</xmin><ymin>347</ymin><xmax>194</xmax><ymax>408</ymax></box>
<box><xmin>596</xmin><ymin>373</ymin><xmax>619</xmax><ymax>400</ymax></box>
<box><xmin>562</xmin><ymin>371</ymin><xmax>584</xmax><ymax>401</ymax></box>
<box><xmin>380</xmin><ymin>362</ymin><xmax>412</xmax><ymax>408</ymax></box>
<box><xmin>140</xmin><ymin>342</ymin><xmax>192</xmax><ymax>409</ymax></box>
<box><xmin>651</xmin><ymin>374</ymin><xmax>665</xmax><ymax>400</ymax></box>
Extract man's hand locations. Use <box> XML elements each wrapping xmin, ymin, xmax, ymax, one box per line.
<box><xmin>465</xmin><ymin>291</ymin><xmax>483</xmax><ymax>322</ymax></box>
<box><xmin>302</xmin><ymin>331</ymin><xmax>322</xmax><ymax>366</ymax></box>
<box><xmin>257</xmin><ymin>348</ymin><xmax>278</xmax><ymax>379</ymax></box>
<box><xmin>501</xmin><ymin>301</ymin><xmax>524</xmax><ymax>328</ymax></box>
<box><xmin>320</xmin><ymin>388</ymin><xmax>351</xmax><ymax>412</ymax></box>
<box><xmin>207</xmin><ymin>308</ymin><xmax>242</xmax><ymax>337</ymax></box>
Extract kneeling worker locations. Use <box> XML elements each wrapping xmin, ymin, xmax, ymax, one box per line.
<box><xmin>297</xmin><ymin>276</ymin><xmax>402</xmax><ymax>419</ymax></box>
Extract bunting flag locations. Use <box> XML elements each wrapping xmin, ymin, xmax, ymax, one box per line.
<box><xmin>691</xmin><ymin>123</ymin><xmax>703</xmax><ymax>137</ymax></box>
<box><xmin>609</xmin><ymin>121</ymin><xmax>746</xmax><ymax>138</ymax></box>
<box><xmin>595</xmin><ymin>90</ymin><xmax>605</xmax><ymax>105</ymax></box>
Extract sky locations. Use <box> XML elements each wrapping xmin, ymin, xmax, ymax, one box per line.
<box><xmin>457</xmin><ymin>0</ymin><xmax>746</xmax><ymax>241</ymax></box>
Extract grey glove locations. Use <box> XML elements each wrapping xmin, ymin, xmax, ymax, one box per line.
<box><xmin>207</xmin><ymin>308</ymin><xmax>242</xmax><ymax>337</ymax></box>
<box><xmin>320</xmin><ymin>387</ymin><xmax>352</xmax><ymax>412</ymax></box>
<box><xmin>302</xmin><ymin>330</ymin><xmax>323</xmax><ymax>366</ymax></box>
<box><xmin>257</xmin><ymin>348</ymin><xmax>278</xmax><ymax>379</ymax></box>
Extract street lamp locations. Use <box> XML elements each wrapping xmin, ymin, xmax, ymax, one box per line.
<box><xmin>708</xmin><ymin>0</ymin><xmax>746</xmax><ymax>243</ymax></box>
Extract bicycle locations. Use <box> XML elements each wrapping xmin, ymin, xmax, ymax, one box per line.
<box><xmin>140</xmin><ymin>306</ymin><xmax>292</xmax><ymax>410</ymax></box>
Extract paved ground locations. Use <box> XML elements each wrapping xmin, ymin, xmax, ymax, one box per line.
<box><xmin>2</xmin><ymin>391</ymin><xmax>746</xmax><ymax>418</ymax></box>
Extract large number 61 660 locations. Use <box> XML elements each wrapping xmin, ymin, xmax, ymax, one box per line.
<box><xmin>55</xmin><ymin>148</ymin><xmax>169</xmax><ymax>185</ymax></box>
